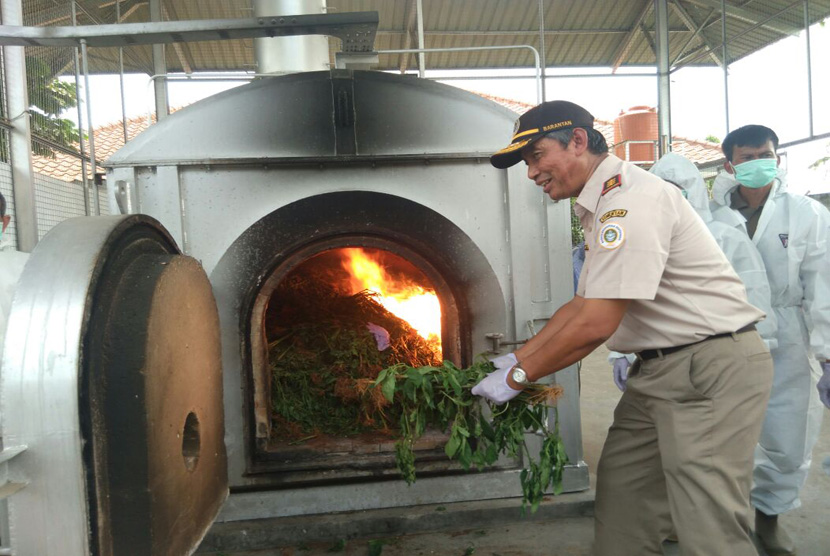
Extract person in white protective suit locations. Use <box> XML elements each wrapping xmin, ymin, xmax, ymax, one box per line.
<box><xmin>709</xmin><ymin>124</ymin><xmax>830</xmax><ymax>556</ymax></box>
<box><xmin>608</xmin><ymin>152</ymin><xmax>777</xmax><ymax>391</ymax></box>
<box><xmin>0</xmin><ymin>192</ymin><xmax>29</xmax><ymax>350</ymax></box>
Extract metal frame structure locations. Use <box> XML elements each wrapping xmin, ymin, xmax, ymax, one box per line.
<box><xmin>0</xmin><ymin>0</ymin><xmax>828</xmax><ymax>247</ymax></box>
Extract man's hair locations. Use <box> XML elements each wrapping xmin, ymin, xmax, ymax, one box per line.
<box><xmin>545</xmin><ymin>128</ymin><xmax>609</xmax><ymax>155</ymax></box>
<box><xmin>0</xmin><ymin>191</ymin><xmax>6</xmax><ymax>218</ymax></box>
<box><xmin>721</xmin><ymin>125</ymin><xmax>779</xmax><ymax>162</ymax></box>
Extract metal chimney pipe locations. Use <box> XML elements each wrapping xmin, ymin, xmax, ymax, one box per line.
<box><xmin>253</xmin><ymin>0</ymin><xmax>330</xmax><ymax>74</ymax></box>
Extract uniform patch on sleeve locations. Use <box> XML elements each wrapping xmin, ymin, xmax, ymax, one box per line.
<box><xmin>599</xmin><ymin>209</ymin><xmax>628</xmax><ymax>223</ymax></box>
<box><xmin>601</xmin><ymin>174</ymin><xmax>622</xmax><ymax>195</ymax></box>
<box><xmin>779</xmin><ymin>233</ymin><xmax>788</xmax><ymax>248</ymax></box>
<box><xmin>598</xmin><ymin>223</ymin><xmax>625</xmax><ymax>249</ymax></box>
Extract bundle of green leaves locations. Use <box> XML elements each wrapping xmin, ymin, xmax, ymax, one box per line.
<box><xmin>374</xmin><ymin>360</ymin><xmax>568</xmax><ymax>514</ymax></box>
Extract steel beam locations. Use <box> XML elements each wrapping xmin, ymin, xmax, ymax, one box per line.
<box><xmin>611</xmin><ymin>0</ymin><xmax>653</xmax><ymax>72</ymax></box>
<box><xmin>416</xmin><ymin>0</ymin><xmax>425</xmax><ymax>78</ymax></box>
<box><xmin>670</xmin><ymin>1</ymin><xmax>721</xmax><ymax>66</ymax></box>
<box><xmin>398</xmin><ymin>0</ymin><xmax>416</xmax><ymax>73</ymax></box>
<box><xmin>684</xmin><ymin>0</ymin><xmax>801</xmax><ymax>36</ymax></box>
<box><xmin>379</xmin><ymin>28</ymin><xmax>690</xmax><ymax>36</ymax></box>
<box><xmin>162</xmin><ymin>0</ymin><xmax>196</xmax><ymax>74</ymax></box>
<box><xmin>639</xmin><ymin>21</ymin><xmax>656</xmax><ymax>54</ymax></box>
<box><xmin>0</xmin><ymin>11</ymin><xmax>379</xmax><ymax>51</ymax></box>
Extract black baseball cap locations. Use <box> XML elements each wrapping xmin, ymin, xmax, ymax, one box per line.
<box><xmin>490</xmin><ymin>100</ymin><xmax>595</xmax><ymax>169</ymax></box>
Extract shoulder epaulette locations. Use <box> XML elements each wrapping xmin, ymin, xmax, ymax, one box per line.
<box><xmin>601</xmin><ymin>174</ymin><xmax>622</xmax><ymax>196</ymax></box>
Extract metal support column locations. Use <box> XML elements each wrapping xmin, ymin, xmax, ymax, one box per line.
<box><xmin>150</xmin><ymin>0</ymin><xmax>169</xmax><ymax>120</ymax></box>
<box><xmin>804</xmin><ymin>0</ymin><xmax>814</xmax><ymax>137</ymax></box>
<box><xmin>80</xmin><ymin>40</ymin><xmax>100</xmax><ymax>216</ymax></box>
<box><xmin>1</xmin><ymin>0</ymin><xmax>38</xmax><ymax>251</ymax></box>
<box><xmin>117</xmin><ymin>0</ymin><xmax>129</xmax><ymax>143</ymax></box>
<box><xmin>538</xmin><ymin>0</ymin><xmax>547</xmax><ymax>101</ymax></box>
<box><xmin>721</xmin><ymin>0</ymin><xmax>730</xmax><ymax>132</ymax></box>
<box><xmin>71</xmin><ymin>2</ymin><xmax>91</xmax><ymax>215</ymax></box>
<box><xmin>416</xmin><ymin>0</ymin><xmax>425</xmax><ymax>78</ymax></box>
<box><xmin>654</xmin><ymin>0</ymin><xmax>671</xmax><ymax>155</ymax></box>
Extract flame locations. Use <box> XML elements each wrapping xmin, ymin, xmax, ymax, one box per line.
<box><xmin>341</xmin><ymin>248</ymin><xmax>442</xmax><ymax>350</ymax></box>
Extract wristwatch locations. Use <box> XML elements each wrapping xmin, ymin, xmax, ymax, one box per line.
<box><xmin>510</xmin><ymin>364</ymin><xmax>532</xmax><ymax>386</ymax></box>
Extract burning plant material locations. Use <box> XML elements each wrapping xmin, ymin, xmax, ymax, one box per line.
<box><xmin>266</xmin><ymin>247</ymin><xmax>567</xmax><ymax>511</ymax></box>
<box><xmin>268</xmin><ymin>271</ymin><xmax>441</xmax><ymax>439</ymax></box>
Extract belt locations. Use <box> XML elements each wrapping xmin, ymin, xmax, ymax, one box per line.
<box><xmin>637</xmin><ymin>323</ymin><xmax>757</xmax><ymax>361</ymax></box>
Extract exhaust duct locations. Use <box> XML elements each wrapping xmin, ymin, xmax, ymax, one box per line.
<box><xmin>254</xmin><ymin>0</ymin><xmax>330</xmax><ymax>74</ymax></box>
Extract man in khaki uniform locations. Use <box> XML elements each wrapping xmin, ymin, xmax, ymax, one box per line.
<box><xmin>471</xmin><ymin>101</ymin><xmax>774</xmax><ymax>555</ymax></box>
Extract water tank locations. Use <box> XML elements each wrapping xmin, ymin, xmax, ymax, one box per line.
<box><xmin>614</xmin><ymin>106</ymin><xmax>658</xmax><ymax>162</ymax></box>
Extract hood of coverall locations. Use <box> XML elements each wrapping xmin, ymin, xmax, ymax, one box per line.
<box><xmin>650</xmin><ymin>153</ymin><xmax>713</xmax><ymax>222</ymax></box>
<box><xmin>711</xmin><ymin>165</ymin><xmax>788</xmax><ymax>208</ymax></box>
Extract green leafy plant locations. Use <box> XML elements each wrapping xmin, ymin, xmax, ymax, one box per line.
<box><xmin>373</xmin><ymin>359</ymin><xmax>568</xmax><ymax>514</ymax></box>
<box><xmin>327</xmin><ymin>539</ymin><xmax>346</xmax><ymax>552</ymax></box>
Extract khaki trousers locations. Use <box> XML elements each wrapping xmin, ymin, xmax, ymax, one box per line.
<box><xmin>594</xmin><ymin>330</ymin><xmax>773</xmax><ymax>556</ymax></box>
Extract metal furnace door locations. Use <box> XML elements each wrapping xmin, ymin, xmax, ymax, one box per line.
<box><xmin>0</xmin><ymin>215</ymin><xmax>227</xmax><ymax>555</ymax></box>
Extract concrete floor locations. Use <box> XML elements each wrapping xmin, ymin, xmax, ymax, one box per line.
<box><xmin>199</xmin><ymin>346</ymin><xmax>830</xmax><ymax>556</ymax></box>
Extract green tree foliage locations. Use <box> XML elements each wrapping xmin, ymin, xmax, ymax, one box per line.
<box><xmin>25</xmin><ymin>57</ymin><xmax>81</xmax><ymax>157</ymax></box>
<box><xmin>808</xmin><ymin>143</ymin><xmax>829</xmax><ymax>171</ymax></box>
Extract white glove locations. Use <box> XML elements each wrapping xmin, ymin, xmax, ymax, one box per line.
<box><xmin>818</xmin><ymin>362</ymin><xmax>830</xmax><ymax>409</ymax></box>
<box><xmin>489</xmin><ymin>352</ymin><xmax>518</xmax><ymax>372</ymax></box>
<box><xmin>612</xmin><ymin>356</ymin><xmax>631</xmax><ymax>392</ymax></box>
<box><xmin>471</xmin><ymin>352</ymin><xmax>522</xmax><ymax>403</ymax></box>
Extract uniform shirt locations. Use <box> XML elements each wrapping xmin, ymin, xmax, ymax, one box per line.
<box><xmin>730</xmin><ymin>188</ymin><xmax>769</xmax><ymax>239</ymax></box>
<box><xmin>574</xmin><ymin>155</ymin><xmax>764</xmax><ymax>353</ymax></box>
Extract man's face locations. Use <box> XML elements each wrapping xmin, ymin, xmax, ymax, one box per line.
<box><xmin>521</xmin><ymin>137</ymin><xmax>581</xmax><ymax>201</ymax></box>
<box><xmin>725</xmin><ymin>140</ymin><xmax>780</xmax><ymax>173</ymax></box>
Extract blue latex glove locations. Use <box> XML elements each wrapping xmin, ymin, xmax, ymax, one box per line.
<box><xmin>818</xmin><ymin>362</ymin><xmax>830</xmax><ymax>409</ymax></box>
<box><xmin>471</xmin><ymin>352</ymin><xmax>522</xmax><ymax>403</ymax></box>
<box><xmin>612</xmin><ymin>356</ymin><xmax>631</xmax><ymax>392</ymax></box>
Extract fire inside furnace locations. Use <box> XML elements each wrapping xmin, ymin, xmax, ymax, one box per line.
<box><xmin>265</xmin><ymin>247</ymin><xmax>443</xmax><ymax>443</ymax></box>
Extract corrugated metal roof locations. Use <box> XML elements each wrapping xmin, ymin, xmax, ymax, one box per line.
<box><xmin>19</xmin><ymin>0</ymin><xmax>830</xmax><ymax>74</ymax></box>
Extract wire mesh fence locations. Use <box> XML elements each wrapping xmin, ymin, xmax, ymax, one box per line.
<box><xmin>0</xmin><ymin>161</ymin><xmax>17</xmax><ymax>247</ymax></box>
<box><xmin>32</xmin><ymin>172</ymin><xmax>85</xmax><ymax>239</ymax></box>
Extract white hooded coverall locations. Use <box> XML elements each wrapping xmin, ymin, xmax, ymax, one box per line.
<box><xmin>0</xmin><ymin>238</ymin><xmax>29</xmax><ymax>349</ymax></box>
<box><xmin>608</xmin><ymin>154</ymin><xmax>777</xmax><ymax>364</ymax></box>
<box><xmin>710</xmin><ymin>169</ymin><xmax>830</xmax><ymax>515</ymax></box>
